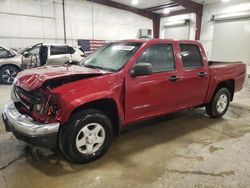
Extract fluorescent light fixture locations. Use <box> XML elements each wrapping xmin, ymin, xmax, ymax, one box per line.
<box><xmin>222</xmin><ymin>0</ymin><xmax>230</xmax><ymax>2</ymax></box>
<box><xmin>163</xmin><ymin>9</ymin><xmax>170</xmax><ymax>14</ymax></box>
<box><xmin>131</xmin><ymin>0</ymin><xmax>138</xmax><ymax>6</ymax></box>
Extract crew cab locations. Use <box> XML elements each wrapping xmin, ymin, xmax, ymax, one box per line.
<box><xmin>2</xmin><ymin>39</ymin><xmax>246</xmax><ymax>164</ymax></box>
<box><xmin>0</xmin><ymin>43</ymin><xmax>85</xmax><ymax>84</ymax></box>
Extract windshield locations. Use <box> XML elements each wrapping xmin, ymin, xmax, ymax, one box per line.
<box><xmin>80</xmin><ymin>42</ymin><xmax>142</xmax><ymax>72</ymax></box>
<box><xmin>17</xmin><ymin>47</ymin><xmax>32</xmax><ymax>54</ymax></box>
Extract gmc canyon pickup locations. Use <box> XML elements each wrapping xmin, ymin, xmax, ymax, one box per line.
<box><xmin>2</xmin><ymin>39</ymin><xmax>246</xmax><ymax>164</ymax></box>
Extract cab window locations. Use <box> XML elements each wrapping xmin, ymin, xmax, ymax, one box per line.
<box><xmin>136</xmin><ymin>44</ymin><xmax>175</xmax><ymax>73</ymax></box>
<box><xmin>28</xmin><ymin>46</ymin><xmax>40</xmax><ymax>55</ymax></box>
<box><xmin>180</xmin><ymin>44</ymin><xmax>203</xmax><ymax>68</ymax></box>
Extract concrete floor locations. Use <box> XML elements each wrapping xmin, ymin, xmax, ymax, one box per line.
<box><xmin>0</xmin><ymin>80</ymin><xmax>250</xmax><ymax>188</ymax></box>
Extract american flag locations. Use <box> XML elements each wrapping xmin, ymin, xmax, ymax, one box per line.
<box><xmin>78</xmin><ymin>39</ymin><xmax>107</xmax><ymax>54</ymax></box>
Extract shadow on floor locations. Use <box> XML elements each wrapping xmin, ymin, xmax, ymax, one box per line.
<box><xmin>20</xmin><ymin>108</ymin><xmax>224</xmax><ymax>177</ymax></box>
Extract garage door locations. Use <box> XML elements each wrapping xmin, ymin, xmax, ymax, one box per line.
<box><xmin>211</xmin><ymin>20</ymin><xmax>250</xmax><ymax>72</ymax></box>
<box><xmin>164</xmin><ymin>25</ymin><xmax>190</xmax><ymax>40</ymax></box>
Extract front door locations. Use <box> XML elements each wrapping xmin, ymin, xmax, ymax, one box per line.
<box><xmin>125</xmin><ymin>43</ymin><xmax>181</xmax><ymax>123</ymax></box>
<box><xmin>21</xmin><ymin>44</ymin><xmax>41</xmax><ymax>68</ymax></box>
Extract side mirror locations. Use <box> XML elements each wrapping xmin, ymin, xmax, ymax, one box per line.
<box><xmin>130</xmin><ymin>62</ymin><xmax>153</xmax><ymax>77</ymax></box>
<box><xmin>23</xmin><ymin>51</ymin><xmax>29</xmax><ymax>58</ymax></box>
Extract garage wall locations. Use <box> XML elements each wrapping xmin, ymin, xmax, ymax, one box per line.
<box><xmin>160</xmin><ymin>13</ymin><xmax>196</xmax><ymax>40</ymax></box>
<box><xmin>200</xmin><ymin>0</ymin><xmax>250</xmax><ymax>72</ymax></box>
<box><xmin>0</xmin><ymin>0</ymin><xmax>152</xmax><ymax>48</ymax></box>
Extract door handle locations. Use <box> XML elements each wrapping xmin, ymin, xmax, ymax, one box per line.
<box><xmin>168</xmin><ymin>75</ymin><xmax>180</xmax><ymax>82</ymax></box>
<box><xmin>198</xmin><ymin>72</ymin><xmax>207</xmax><ymax>77</ymax></box>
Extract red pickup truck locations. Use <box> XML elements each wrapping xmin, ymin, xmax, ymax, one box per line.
<box><xmin>2</xmin><ymin>39</ymin><xmax>246</xmax><ymax>163</ymax></box>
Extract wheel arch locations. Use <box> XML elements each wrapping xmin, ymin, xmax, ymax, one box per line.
<box><xmin>0</xmin><ymin>63</ymin><xmax>22</xmax><ymax>71</ymax></box>
<box><xmin>68</xmin><ymin>98</ymin><xmax>121</xmax><ymax>137</ymax></box>
<box><xmin>214</xmin><ymin>79</ymin><xmax>235</xmax><ymax>101</ymax></box>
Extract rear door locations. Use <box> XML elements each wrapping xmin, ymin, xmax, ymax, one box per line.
<box><xmin>176</xmin><ymin>43</ymin><xmax>209</xmax><ymax>108</ymax></box>
<box><xmin>125</xmin><ymin>42</ymin><xmax>181</xmax><ymax>123</ymax></box>
<box><xmin>48</xmin><ymin>45</ymin><xmax>72</xmax><ymax>65</ymax></box>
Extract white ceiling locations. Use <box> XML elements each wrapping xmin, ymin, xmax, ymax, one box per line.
<box><xmin>111</xmin><ymin>0</ymin><xmax>173</xmax><ymax>9</ymax></box>
<box><xmin>111</xmin><ymin>0</ymin><xmax>185</xmax><ymax>14</ymax></box>
<box><xmin>110</xmin><ymin>0</ymin><xmax>233</xmax><ymax>14</ymax></box>
<box><xmin>111</xmin><ymin>0</ymin><xmax>225</xmax><ymax>9</ymax></box>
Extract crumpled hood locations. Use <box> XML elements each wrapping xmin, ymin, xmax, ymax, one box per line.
<box><xmin>14</xmin><ymin>65</ymin><xmax>110</xmax><ymax>91</ymax></box>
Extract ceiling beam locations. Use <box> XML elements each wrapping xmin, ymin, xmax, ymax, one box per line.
<box><xmin>86</xmin><ymin>0</ymin><xmax>153</xmax><ymax>19</ymax></box>
<box><xmin>144</xmin><ymin>2</ymin><xmax>179</xmax><ymax>12</ymax></box>
<box><xmin>170</xmin><ymin>0</ymin><xmax>203</xmax><ymax>15</ymax></box>
<box><xmin>195</xmin><ymin>14</ymin><xmax>202</xmax><ymax>40</ymax></box>
<box><xmin>152</xmin><ymin>14</ymin><xmax>160</xmax><ymax>38</ymax></box>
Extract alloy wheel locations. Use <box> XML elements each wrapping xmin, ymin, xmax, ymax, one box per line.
<box><xmin>75</xmin><ymin>123</ymin><xmax>105</xmax><ymax>155</ymax></box>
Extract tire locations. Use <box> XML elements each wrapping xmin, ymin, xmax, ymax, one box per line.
<box><xmin>59</xmin><ymin>109</ymin><xmax>113</xmax><ymax>164</ymax></box>
<box><xmin>0</xmin><ymin>65</ymin><xmax>19</xmax><ymax>84</ymax></box>
<box><xmin>206</xmin><ymin>88</ymin><xmax>231</xmax><ymax>118</ymax></box>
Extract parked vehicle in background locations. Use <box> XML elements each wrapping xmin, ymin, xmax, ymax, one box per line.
<box><xmin>2</xmin><ymin>39</ymin><xmax>246</xmax><ymax>164</ymax></box>
<box><xmin>0</xmin><ymin>43</ymin><xmax>85</xmax><ymax>84</ymax></box>
<box><xmin>0</xmin><ymin>45</ymin><xmax>16</xmax><ymax>58</ymax></box>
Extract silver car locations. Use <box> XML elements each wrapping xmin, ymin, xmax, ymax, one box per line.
<box><xmin>0</xmin><ymin>43</ymin><xmax>85</xmax><ymax>84</ymax></box>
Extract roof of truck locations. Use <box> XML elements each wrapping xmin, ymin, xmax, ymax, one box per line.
<box><xmin>112</xmin><ymin>39</ymin><xmax>201</xmax><ymax>45</ymax></box>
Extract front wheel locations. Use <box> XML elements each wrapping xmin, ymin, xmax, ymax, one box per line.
<box><xmin>206</xmin><ymin>88</ymin><xmax>230</xmax><ymax>118</ymax></box>
<box><xmin>59</xmin><ymin>109</ymin><xmax>113</xmax><ymax>164</ymax></box>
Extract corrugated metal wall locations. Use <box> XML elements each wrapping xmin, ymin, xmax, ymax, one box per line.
<box><xmin>0</xmin><ymin>0</ymin><xmax>152</xmax><ymax>48</ymax></box>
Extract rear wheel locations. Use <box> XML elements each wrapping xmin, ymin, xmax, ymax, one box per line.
<box><xmin>206</xmin><ymin>88</ymin><xmax>230</xmax><ymax>118</ymax></box>
<box><xmin>59</xmin><ymin>109</ymin><xmax>113</xmax><ymax>164</ymax></box>
<box><xmin>0</xmin><ymin>65</ymin><xmax>19</xmax><ymax>84</ymax></box>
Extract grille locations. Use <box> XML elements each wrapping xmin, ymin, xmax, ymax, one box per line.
<box><xmin>12</xmin><ymin>85</ymin><xmax>40</xmax><ymax>110</ymax></box>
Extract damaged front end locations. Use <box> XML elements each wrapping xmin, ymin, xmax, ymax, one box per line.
<box><xmin>12</xmin><ymin>84</ymin><xmax>61</xmax><ymax>124</ymax></box>
<box><xmin>11</xmin><ymin>71</ymin><xmax>107</xmax><ymax>124</ymax></box>
<box><xmin>2</xmin><ymin>84</ymin><xmax>62</xmax><ymax>148</ymax></box>
<box><xmin>2</xmin><ymin>65</ymin><xmax>111</xmax><ymax>148</ymax></box>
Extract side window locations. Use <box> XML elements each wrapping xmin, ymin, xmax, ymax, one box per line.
<box><xmin>0</xmin><ymin>47</ymin><xmax>9</xmax><ymax>58</ymax></box>
<box><xmin>180</xmin><ymin>44</ymin><xmax>203</xmax><ymax>68</ymax></box>
<box><xmin>136</xmin><ymin>44</ymin><xmax>175</xmax><ymax>73</ymax></box>
<box><xmin>28</xmin><ymin>46</ymin><xmax>40</xmax><ymax>55</ymax></box>
<box><xmin>51</xmin><ymin>46</ymin><xmax>69</xmax><ymax>55</ymax></box>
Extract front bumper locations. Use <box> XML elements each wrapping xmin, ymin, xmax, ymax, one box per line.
<box><xmin>2</xmin><ymin>102</ymin><xmax>60</xmax><ymax>148</ymax></box>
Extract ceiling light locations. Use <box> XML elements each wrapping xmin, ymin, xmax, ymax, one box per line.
<box><xmin>131</xmin><ymin>0</ymin><xmax>138</xmax><ymax>6</ymax></box>
<box><xmin>222</xmin><ymin>0</ymin><xmax>230</xmax><ymax>3</ymax></box>
<box><xmin>163</xmin><ymin>9</ymin><xmax>170</xmax><ymax>14</ymax></box>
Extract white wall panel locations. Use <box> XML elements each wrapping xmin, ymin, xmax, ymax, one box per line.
<box><xmin>200</xmin><ymin>0</ymin><xmax>250</xmax><ymax>59</ymax></box>
<box><xmin>160</xmin><ymin>13</ymin><xmax>196</xmax><ymax>40</ymax></box>
<box><xmin>19</xmin><ymin>17</ymin><xmax>44</xmax><ymax>38</ymax></box>
<box><xmin>163</xmin><ymin>26</ymin><xmax>190</xmax><ymax>40</ymax></box>
<box><xmin>211</xmin><ymin>20</ymin><xmax>250</xmax><ymax>63</ymax></box>
<box><xmin>200</xmin><ymin>0</ymin><xmax>250</xmax><ymax>72</ymax></box>
<box><xmin>0</xmin><ymin>0</ymin><xmax>152</xmax><ymax>48</ymax></box>
<box><xmin>0</xmin><ymin>14</ymin><xmax>20</xmax><ymax>37</ymax></box>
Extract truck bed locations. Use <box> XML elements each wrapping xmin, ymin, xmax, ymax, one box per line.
<box><xmin>208</xmin><ymin>61</ymin><xmax>246</xmax><ymax>92</ymax></box>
